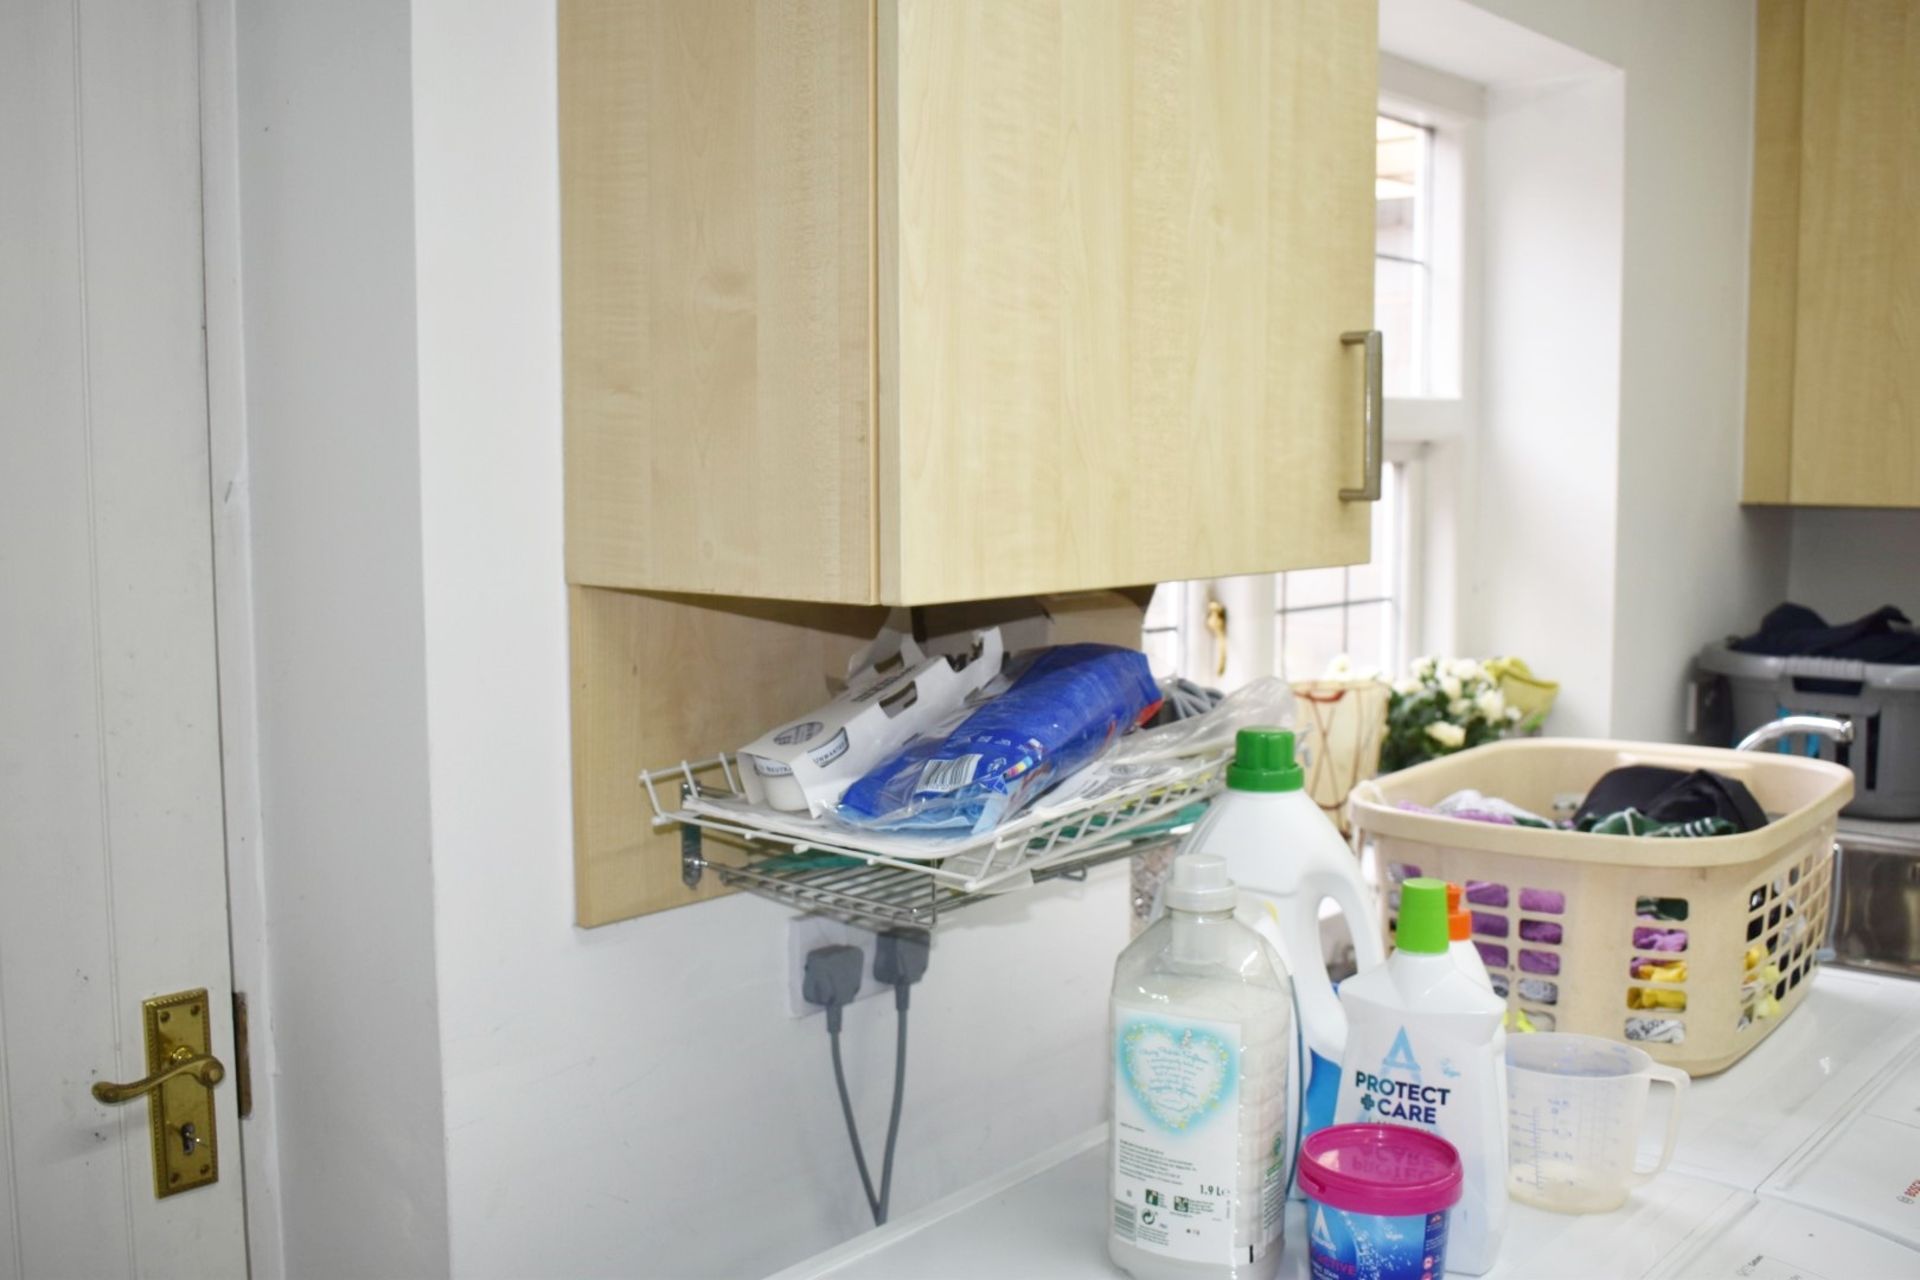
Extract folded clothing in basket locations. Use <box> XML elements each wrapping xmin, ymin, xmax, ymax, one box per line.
<box><xmin>1395</xmin><ymin>768</ymin><xmax>1769</xmax><ymax>841</ymax></box>
<box><xmin>836</xmin><ymin>644</ymin><xmax>1163</xmax><ymax>835</ymax></box>
<box><xmin>1578</xmin><ymin>810</ymin><xmax>1737</xmax><ymax>838</ymax></box>
<box><xmin>1573</xmin><ymin>765</ymin><xmax>1768</xmax><ymax>836</ymax></box>
<box><xmin>1399</xmin><ymin>789</ymin><xmax>1559</xmax><ymax>828</ymax></box>
<box><xmin>1730</xmin><ymin>602</ymin><xmax>1920</xmax><ymax>664</ymax></box>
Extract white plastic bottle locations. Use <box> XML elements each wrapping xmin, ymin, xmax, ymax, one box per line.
<box><xmin>1177</xmin><ymin>728</ymin><xmax>1386</xmax><ymax>1140</ymax></box>
<box><xmin>1333</xmin><ymin>878</ymin><xmax>1508</xmax><ymax>1275</ymax></box>
<box><xmin>1110</xmin><ymin>855</ymin><xmax>1292</xmax><ymax>1280</ymax></box>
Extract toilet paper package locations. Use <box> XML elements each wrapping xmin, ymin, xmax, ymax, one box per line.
<box><xmin>738</xmin><ymin>625</ymin><xmax>1004</xmax><ymax>816</ymax></box>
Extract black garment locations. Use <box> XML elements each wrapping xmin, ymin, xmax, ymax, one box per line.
<box><xmin>1574</xmin><ymin>765</ymin><xmax>1769</xmax><ymax>833</ymax></box>
<box><xmin>1730</xmin><ymin>603</ymin><xmax>1920</xmax><ymax>665</ymax></box>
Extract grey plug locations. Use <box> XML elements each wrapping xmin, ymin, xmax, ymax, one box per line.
<box><xmin>803</xmin><ymin>944</ymin><xmax>865</xmax><ymax>1032</ymax></box>
<box><xmin>875</xmin><ymin>930</ymin><xmax>931</xmax><ymax>1010</ymax></box>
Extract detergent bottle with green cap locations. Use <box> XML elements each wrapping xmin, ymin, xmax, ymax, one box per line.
<box><xmin>1332</xmin><ymin>877</ymin><xmax>1508</xmax><ymax>1275</ymax></box>
<box><xmin>1173</xmin><ymin>728</ymin><xmax>1387</xmax><ymax>1162</ymax></box>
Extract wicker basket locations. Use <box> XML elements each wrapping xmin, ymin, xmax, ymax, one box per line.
<box><xmin>1349</xmin><ymin>739</ymin><xmax>1853</xmax><ymax>1076</ymax></box>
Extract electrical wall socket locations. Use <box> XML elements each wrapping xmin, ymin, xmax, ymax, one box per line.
<box><xmin>787</xmin><ymin>916</ymin><xmax>884</xmax><ymax>1018</ymax></box>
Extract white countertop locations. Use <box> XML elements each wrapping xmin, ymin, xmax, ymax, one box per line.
<box><xmin>772</xmin><ymin>968</ymin><xmax>1920</xmax><ymax>1280</ymax></box>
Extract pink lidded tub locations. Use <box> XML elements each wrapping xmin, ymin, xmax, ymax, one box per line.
<box><xmin>1297</xmin><ymin>1125</ymin><xmax>1463</xmax><ymax>1280</ymax></box>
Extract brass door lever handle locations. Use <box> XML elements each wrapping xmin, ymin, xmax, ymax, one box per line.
<box><xmin>92</xmin><ymin>1045</ymin><xmax>225</xmax><ymax>1105</ymax></box>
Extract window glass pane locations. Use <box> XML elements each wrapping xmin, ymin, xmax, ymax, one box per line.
<box><xmin>1283</xmin><ymin>566</ymin><xmax>1345</xmax><ymax>610</ymax></box>
<box><xmin>1376</xmin><ymin>114</ymin><xmax>1431</xmax><ymax>398</ymax></box>
<box><xmin>1374</xmin><ymin>257</ymin><xmax>1427</xmax><ymax>398</ymax></box>
<box><xmin>1279</xmin><ymin>608</ymin><xmax>1346</xmax><ymax>683</ymax></box>
<box><xmin>1375</xmin><ymin>117</ymin><xmax>1427</xmax><ymax>257</ymax></box>
<box><xmin>1344</xmin><ymin>601</ymin><xmax>1392</xmax><ymax>676</ymax></box>
<box><xmin>1346</xmin><ymin>553</ymin><xmax>1386</xmax><ymax>603</ymax></box>
<box><xmin>1346</xmin><ymin>462</ymin><xmax>1399</xmax><ymax>601</ymax></box>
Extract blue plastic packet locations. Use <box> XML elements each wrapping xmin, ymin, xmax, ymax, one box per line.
<box><xmin>836</xmin><ymin>644</ymin><xmax>1163</xmax><ymax>834</ymax></box>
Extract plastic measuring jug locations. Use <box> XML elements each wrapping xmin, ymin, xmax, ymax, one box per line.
<box><xmin>1505</xmin><ymin>1032</ymin><xmax>1689</xmax><ymax>1214</ymax></box>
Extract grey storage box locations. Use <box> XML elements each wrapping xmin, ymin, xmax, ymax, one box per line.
<box><xmin>1693</xmin><ymin>643</ymin><xmax>1920</xmax><ymax>818</ymax></box>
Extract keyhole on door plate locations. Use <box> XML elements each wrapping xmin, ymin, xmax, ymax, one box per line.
<box><xmin>178</xmin><ymin>1122</ymin><xmax>197</xmax><ymax>1155</ymax></box>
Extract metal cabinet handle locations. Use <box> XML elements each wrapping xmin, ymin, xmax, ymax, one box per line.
<box><xmin>1340</xmin><ymin>330</ymin><xmax>1384</xmax><ymax>502</ymax></box>
<box><xmin>91</xmin><ymin>1046</ymin><xmax>225</xmax><ymax>1105</ymax></box>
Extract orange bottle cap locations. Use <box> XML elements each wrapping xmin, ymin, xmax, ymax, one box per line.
<box><xmin>1446</xmin><ymin>882</ymin><xmax>1463</xmax><ymax>912</ymax></box>
<box><xmin>1449</xmin><ymin>908</ymin><xmax>1471</xmax><ymax>942</ymax></box>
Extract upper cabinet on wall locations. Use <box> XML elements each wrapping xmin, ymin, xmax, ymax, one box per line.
<box><xmin>560</xmin><ymin>0</ymin><xmax>1379</xmax><ymax>607</ymax></box>
<box><xmin>1746</xmin><ymin>0</ymin><xmax>1920</xmax><ymax>508</ymax></box>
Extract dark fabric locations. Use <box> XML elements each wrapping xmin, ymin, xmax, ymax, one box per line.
<box><xmin>1573</xmin><ymin>765</ymin><xmax>1769</xmax><ymax>834</ymax></box>
<box><xmin>1730</xmin><ymin>603</ymin><xmax>1920</xmax><ymax>664</ymax></box>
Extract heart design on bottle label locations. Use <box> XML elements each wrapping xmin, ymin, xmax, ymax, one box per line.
<box><xmin>1119</xmin><ymin>1020</ymin><xmax>1235</xmax><ymax>1132</ymax></box>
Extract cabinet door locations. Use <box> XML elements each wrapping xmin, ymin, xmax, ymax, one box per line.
<box><xmin>878</xmin><ymin>0</ymin><xmax>1377</xmax><ymax>605</ymax></box>
<box><xmin>560</xmin><ymin>0</ymin><xmax>877</xmax><ymax>602</ymax></box>
<box><xmin>1792</xmin><ymin>0</ymin><xmax>1920</xmax><ymax>506</ymax></box>
<box><xmin>1791</xmin><ymin>0</ymin><xmax>1920</xmax><ymax>506</ymax></box>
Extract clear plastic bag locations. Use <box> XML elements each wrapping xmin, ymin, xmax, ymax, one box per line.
<box><xmin>836</xmin><ymin>644</ymin><xmax>1162</xmax><ymax>834</ymax></box>
<box><xmin>1105</xmin><ymin>676</ymin><xmax>1293</xmax><ymax>765</ymax></box>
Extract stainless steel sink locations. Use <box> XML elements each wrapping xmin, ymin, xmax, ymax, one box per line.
<box><xmin>1828</xmin><ymin>827</ymin><xmax>1920</xmax><ymax>980</ymax></box>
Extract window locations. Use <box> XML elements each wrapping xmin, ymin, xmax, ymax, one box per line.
<box><xmin>1274</xmin><ymin>460</ymin><xmax>1407</xmax><ymax>681</ymax></box>
<box><xmin>1144</xmin><ymin>90</ymin><xmax>1470</xmax><ymax>691</ymax></box>
<box><xmin>1375</xmin><ymin>115</ymin><xmax>1434</xmax><ymax>398</ymax></box>
<box><xmin>1141</xmin><ymin>460</ymin><xmax>1411</xmax><ymax>688</ymax></box>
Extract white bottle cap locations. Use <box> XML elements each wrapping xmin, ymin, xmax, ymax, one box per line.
<box><xmin>1165</xmin><ymin>853</ymin><xmax>1237</xmax><ymax>913</ymax></box>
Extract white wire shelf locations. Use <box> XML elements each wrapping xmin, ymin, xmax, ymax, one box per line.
<box><xmin>639</xmin><ymin>748</ymin><xmax>1227</xmax><ymax>928</ymax></box>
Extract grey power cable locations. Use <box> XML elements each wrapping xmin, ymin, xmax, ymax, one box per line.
<box><xmin>872</xmin><ymin>930</ymin><xmax>928</xmax><ymax>1225</ymax></box>
<box><xmin>875</xmin><ymin>986</ymin><xmax>909</xmax><ymax>1223</ymax></box>
<box><xmin>807</xmin><ymin>934</ymin><xmax>928</xmax><ymax>1229</ymax></box>
<box><xmin>805</xmin><ymin>944</ymin><xmax>882</xmax><ymax>1222</ymax></box>
<box><xmin>827</xmin><ymin>1007</ymin><xmax>882</xmax><ymax>1221</ymax></box>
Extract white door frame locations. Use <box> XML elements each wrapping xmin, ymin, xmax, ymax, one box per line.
<box><xmin>197</xmin><ymin>1</ymin><xmax>284</xmax><ymax>1275</ymax></box>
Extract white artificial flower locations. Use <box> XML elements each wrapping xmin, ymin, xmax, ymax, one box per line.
<box><xmin>1439</xmin><ymin>675</ymin><xmax>1462</xmax><ymax>700</ymax></box>
<box><xmin>1426</xmin><ymin>721</ymin><xmax>1466</xmax><ymax>749</ymax></box>
<box><xmin>1448</xmin><ymin>658</ymin><xmax>1481</xmax><ymax>680</ymax></box>
<box><xmin>1449</xmin><ymin>697</ymin><xmax>1470</xmax><ymax>717</ymax></box>
<box><xmin>1325</xmin><ymin>654</ymin><xmax>1353</xmax><ymax>677</ymax></box>
<box><xmin>1476</xmin><ymin>689</ymin><xmax>1507</xmax><ymax>721</ymax></box>
<box><xmin>1393</xmin><ymin>677</ymin><xmax>1421</xmax><ymax>697</ymax></box>
<box><xmin>1507</xmin><ymin>706</ymin><xmax>1524</xmax><ymax>723</ymax></box>
<box><xmin>1414</xmin><ymin>655</ymin><xmax>1437</xmax><ymax>679</ymax></box>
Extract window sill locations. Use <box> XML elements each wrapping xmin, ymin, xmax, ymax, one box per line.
<box><xmin>1386</xmin><ymin>395</ymin><xmax>1472</xmax><ymax>445</ymax></box>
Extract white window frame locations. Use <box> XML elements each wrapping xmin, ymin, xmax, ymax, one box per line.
<box><xmin>1142</xmin><ymin>459</ymin><xmax>1416</xmax><ymax>688</ymax></box>
<box><xmin>1379</xmin><ymin>55</ymin><xmax>1484</xmax><ymax>666</ymax></box>
<box><xmin>1379</xmin><ymin>54</ymin><xmax>1484</xmax><ymax>449</ymax></box>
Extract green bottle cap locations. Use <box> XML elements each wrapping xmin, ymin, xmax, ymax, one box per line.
<box><xmin>1396</xmin><ymin>878</ymin><xmax>1452</xmax><ymax>955</ymax></box>
<box><xmin>1226</xmin><ymin>727</ymin><xmax>1305</xmax><ymax>793</ymax></box>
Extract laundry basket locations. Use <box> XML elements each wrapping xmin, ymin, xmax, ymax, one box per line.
<box><xmin>1349</xmin><ymin>740</ymin><xmax>1854</xmax><ymax>1076</ymax></box>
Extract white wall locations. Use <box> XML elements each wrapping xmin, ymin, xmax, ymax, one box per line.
<box><xmin>234</xmin><ymin>2</ymin><xmax>1825</xmax><ymax>1274</ymax></box>
<box><xmin>1590</xmin><ymin>1</ymin><xmax>1791</xmax><ymax>738</ymax></box>
<box><xmin>1390</xmin><ymin>0</ymin><xmax>1791</xmax><ymax>740</ymax></box>
<box><xmin>407</xmin><ymin>3</ymin><xmax>1132</xmax><ymax>1276</ymax></box>
<box><xmin>1474</xmin><ymin>0</ymin><xmax>1791</xmax><ymax>740</ymax></box>
<box><xmin>1787</xmin><ymin>510</ymin><xmax>1920</xmax><ymax>622</ymax></box>
<box><xmin>1469</xmin><ymin>70</ymin><xmax>1625</xmax><ymax>738</ymax></box>
<box><xmin>236</xmin><ymin>1</ymin><xmax>450</xmax><ymax>1273</ymax></box>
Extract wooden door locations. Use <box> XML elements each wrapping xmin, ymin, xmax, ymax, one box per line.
<box><xmin>877</xmin><ymin>0</ymin><xmax>1378</xmax><ymax>604</ymax></box>
<box><xmin>0</xmin><ymin>2</ymin><xmax>249</xmax><ymax>1274</ymax></box>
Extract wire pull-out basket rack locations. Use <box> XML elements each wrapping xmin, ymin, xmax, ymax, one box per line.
<box><xmin>640</xmin><ymin>748</ymin><xmax>1228</xmax><ymax>930</ymax></box>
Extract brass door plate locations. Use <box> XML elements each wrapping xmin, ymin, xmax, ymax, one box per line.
<box><xmin>142</xmin><ymin>989</ymin><xmax>220</xmax><ymax>1198</ymax></box>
